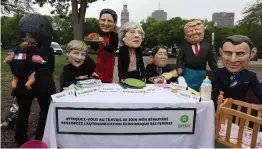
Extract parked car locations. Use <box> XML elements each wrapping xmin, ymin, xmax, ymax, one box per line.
<box><xmin>167</xmin><ymin>48</ymin><xmax>172</xmax><ymax>54</ymax></box>
<box><xmin>51</xmin><ymin>42</ymin><xmax>63</xmax><ymax>55</ymax></box>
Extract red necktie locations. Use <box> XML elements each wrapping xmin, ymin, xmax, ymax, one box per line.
<box><xmin>104</xmin><ymin>36</ymin><xmax>110</xmax><ymax>45</ymax></box>
<box><xmin>194</xmin><ymin>44</ymin><xmax>199</xmax><ymax>56</ymax></box>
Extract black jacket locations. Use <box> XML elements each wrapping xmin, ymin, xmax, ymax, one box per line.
<box><xmin>36</xmin><ymin>46</ymin><xmax>55</xmax><ymax>73</ymax></box>
<box><xmin>60</xmin><ymin>55</ymin><xmax>96</xmax><ymax>91</ymax></box>
<box><xmin>212</xmin><ymin>68</ymin><xmax>262</xmax><ymax>107</ymax></box>
<box><xmin>145</xmin><ymin>64</ymin><xmax>178</xmax><ymax>84</ymax></box>
<box><xmin>177</xmin><ymin>41</ymin><xmax>218</xmax><ymax>73</ymax></box>
<box><xmin>89</xmin><ymin>31</ymin><xmax>118</xmax><ymax>53</ymax></box>
<box><xmin>118</xmin><ymin>45</ymin><xmax>145</xmax><ymax>80</ymax></box>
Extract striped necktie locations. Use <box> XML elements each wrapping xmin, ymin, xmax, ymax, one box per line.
<box><xmin>229</xmin><ymin>73</ymin><xmax>238</xmax><ymax>88</ymax></box>
<box><xmin>156</xmin><ymin>67</ymin><xmax>162</xmax><ymax>75</ymax></box>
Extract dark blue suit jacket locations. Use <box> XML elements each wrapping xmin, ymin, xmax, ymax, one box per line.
<box><xmin>212</xmin><ymin>68</ymin><xmax>262</xmax><ymax>107</ymax></box>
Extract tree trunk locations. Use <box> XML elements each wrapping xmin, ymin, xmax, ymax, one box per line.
<box><xmin>74</xmin><ymin>22</ymin><xmax>84</xmax><ymax>40</ymax></box>
<box><xmin>71</xmin><ymin>0</ymin><xmax>87</xmax><ymax>40</ymax></box>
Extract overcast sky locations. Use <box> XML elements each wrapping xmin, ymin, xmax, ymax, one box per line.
<box><xmin>34</xmin><ymin>0</ymin><xmax>256</xmax><ymax>26</ymax></box>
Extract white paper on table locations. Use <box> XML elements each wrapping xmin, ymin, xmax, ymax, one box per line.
<box><xmin>170</xmin><ymin>82</ymin><xmax>187</xmax><ymax>91</ymax></box>
<box><xmin>51</xmin><ymin>89</ymin><xmax>75</xmax><ymax>101</ymax></box>
<box><xmin>174</xmin><ymin>91</ymin><xmax>200</xmax><ymax>102</ymax></box>
<box><xmin>99</xmin><ymin>87</ymin><xmax>122</xmax><ymax>93</ymax></box>
<box><xmin>144</xmin><ymin>86</ymin><xmax>163</xmax><ymax>93</ymax></box>
<box><xmin>75</xmin><ymin>88</ymin><xmax>98</xmax><ymax>97</ymax></box>
<box><xmin>122</xmin><ymin>88</ymin><xmax>147</xmax><ymax>94</ymax></box>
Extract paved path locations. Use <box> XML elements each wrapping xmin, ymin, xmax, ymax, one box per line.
<box><xmin>112</xmin><ymin>57</ymin><xmax>262</xmax><ymax>82</ymax></box>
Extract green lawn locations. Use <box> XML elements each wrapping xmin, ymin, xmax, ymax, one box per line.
<box><xmin>247</xmin><ymin>65</ymin><xmax>262</xmax><ymax>72</ymax></box>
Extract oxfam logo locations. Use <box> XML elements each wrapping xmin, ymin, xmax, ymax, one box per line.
<box><xmin>180</xmin><ymin>115</ymin><xmax>189</xmax><ymax>123</ymax></box>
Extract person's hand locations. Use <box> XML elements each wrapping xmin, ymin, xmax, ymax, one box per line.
<box><xmin>91</xmin><ymin>72</ymin><xmax>99</xmax><ymax>79</ymax></box>
<box><xmin>177</xmin><ymin>68</ymin><xmax>183</xmax><ymax>75</ymax></box>
<box><xmin>92</xmin><ymin>72</ymin><xmax>99</xmax><ymax>77</ymax></box>
<box><xmin>78</xmin><ymin>75</ymin><xmax>88</xmax><ymax>79</ymax></box>
<box><xmin>99</xmin><ymin>41</ymin><xmax>106</xmax><ymax>47</ymax></box>
<box><xmin>120</xmin><ymin>79</ymin><xmax>125</xmax><ymax>83</ymax></box>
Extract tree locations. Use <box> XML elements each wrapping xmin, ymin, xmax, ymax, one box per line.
<box><xmin>1</xmin><ymin>16</ymin><xmax>21</xmax><ymax>48</ymax></box>
<box><xmin>83</xmin><ymin>18</ymin><xmax>100</xmax><ymax>36</ymax></box>
<box><xmin>238</xmin><ymin>0</ymin><xmax>262</xmax><ymax>56</ymax></box>
<box><xmin>240</xmin><ymin>0</ymin><xmax>262</xmax><ymax>26</ymax></box>
<box><xmin>1</xmin><ymin>0</ymin><xmax>34</xmax><ymax>14</ymax></box>
<box><xmin>214</xmin><ymin>27</ymin><xmax>236</xmax><ymax>49</ymax></box>
<box><xmin>34</xmin><ymin>0</ymin><xmax>105</xmax><ymax>40</ymax></box>
<box><xmin>47</xmin><ymin>15</ymin><xmax>74</xmax><ymax>44</ymax></box>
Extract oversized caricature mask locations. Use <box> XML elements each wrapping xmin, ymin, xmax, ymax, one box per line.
<box><xmin>123</xmin><ymin>28</ymin><xmax>143</xmax><ymax>48</ymax></box>
<box><xmin>184</xmin><ymin>20</ymin><xmax>204</xmax><ymax>44</ymax></box>
<box><xmin>152</xmin><ymin>46</ymin><xmax>168</xmax><ymax>67</ymax></box>
<box><xmin>99</xmin><ymin>9</ymin><xmax>117</xmax><ymax>33</ymax></box>
<box><xmin>66</xmin><ymin>40</ymin><xmax>88</xmax><ymax>67</ymax></box>
<box><xmin>120</xmin><ymin>22</ymin><xmax>144</xmax><ymax>48</ymax></box>
<box><xmin>220</xmin><ymin>35</ymin><xmax>254</xmax><ymax>73</ymax></box>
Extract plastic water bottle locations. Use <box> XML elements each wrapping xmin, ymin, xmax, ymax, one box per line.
<box><xmin>200</xmin><ymin>76</ymin><xmax>212</xmax><ymax>100</ymax></box>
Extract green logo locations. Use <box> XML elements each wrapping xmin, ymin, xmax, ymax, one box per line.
<box><xmin>180</xmin><ymin>115</ymin><xmax>189</xmax><ymax>123</ymax></box>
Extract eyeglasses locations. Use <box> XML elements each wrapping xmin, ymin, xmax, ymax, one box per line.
<box><xmin>126</xmin><ymin>29</ymin><xmax>142</xmax><ymax>37</ymax></box>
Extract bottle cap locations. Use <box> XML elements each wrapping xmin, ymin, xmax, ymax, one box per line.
<box><xmin>203</xmin><ymin>76</ymin><xmax>211</xmax><ymax>83</ymax></box>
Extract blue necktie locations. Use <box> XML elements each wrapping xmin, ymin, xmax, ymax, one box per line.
<box><xmin>229</xmin><ymin>73</ymin><xmax>238</xmax><ymax>88</ymax></box>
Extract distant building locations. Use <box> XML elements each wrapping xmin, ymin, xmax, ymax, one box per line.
<box><xmin>121</xmin><ymin>2</ymin><xmax>129</xmax><ymax>26</ymax></box>
<box><xmin>151</xmin><ymin>1</ymin><xmax>167</xmax><ymax>21</ymax></box>
<box><xmin>212</xmin><ymin>12</ymin><xmax>235</xmax><ymax>27</ymax></box>
<box><xmin>152</xmin><ymin>10</ymin><xmax>167</xmax><ymax>21</ymax></box>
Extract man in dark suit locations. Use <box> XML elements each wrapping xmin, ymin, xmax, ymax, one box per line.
<box><xmin>177</xmin><ymin>20</ymin><xmax>217</xmax><ymax>91</ymax></box>
<box><xmin>212</xmin><ymin>35</ymin><xmax>262</xmax><ymax>110</ymax></box>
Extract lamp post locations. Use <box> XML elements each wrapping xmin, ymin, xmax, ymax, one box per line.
<box><xmin>212</xmin><ymin>22</ymin><xmax>217</xmax><ymax>46</ymax></box>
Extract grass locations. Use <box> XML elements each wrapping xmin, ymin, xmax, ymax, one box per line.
<box><xmin>247</xmin><ymin>65</ymin><xmax>262</xmax><ymax>72</ymax></box>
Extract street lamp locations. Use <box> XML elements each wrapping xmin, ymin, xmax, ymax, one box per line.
<box><xmin>212</xmin><ymin>22</ymin><xmax>217</xmax><ymax>46</ymax></box>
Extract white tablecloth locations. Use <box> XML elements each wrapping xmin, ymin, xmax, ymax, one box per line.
<box><xmin>43</xmin><ymin>84</ymin><xmax>215</xmax><ymax>148</ymax></box>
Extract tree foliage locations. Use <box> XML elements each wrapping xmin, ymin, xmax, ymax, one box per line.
<box><xmin>140</xmin><ymin>17</ymin><xmax>213</xmax><ymax>48</ymax></box>
<box><xmin>1</xmin><ymin>0</ymin><xmax>261</xmax><ymax>57</ymax></box>
<box><xmin>240</xmin><ymin>0</ymin><xmax>262</xmax><ymax>26</ymax></box>
<box><xmin>1</xmin><ymin>15</ymin><xmax>23</xmax><ymax>48</ymax></box>
<box><xmin>1</xmin><ymin>0</ymin><xmax>34</xmax><ymax>14</ymax></box>
<box><xmin>33</xmin><ymin>0</ymin><xmax>104</xmax><ymax>40</ymax></box>
<box><xmin>1</xmin><ymin>15</ymin><xmax>101</xmax><ymax>47</ymax></box>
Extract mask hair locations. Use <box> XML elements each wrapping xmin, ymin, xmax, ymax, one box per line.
<box><xmin>151</xmin><ymin>45</ymin><xmax>168</xmax><ymax>57</ymax></box>
<box><xmin>222</xmin><ymin>35</ymin><xmax>254</xmax><ymax>52</ymax></box>
<box><xmin>99</xmin><ymin>8</ymin><xmax>118</xmax><ymax>23</ymax></box>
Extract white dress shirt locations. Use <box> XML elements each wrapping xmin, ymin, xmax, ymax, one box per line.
<box><xmin>191</xmin><ymin>43</ymin><xmax>200</xmax><ymax>54</ymax></box>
